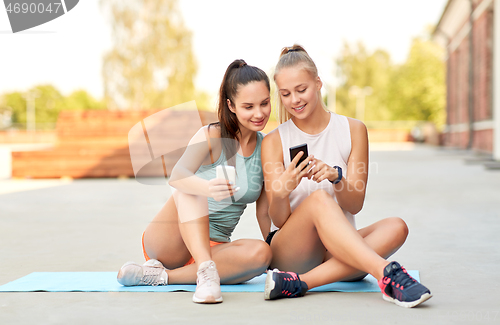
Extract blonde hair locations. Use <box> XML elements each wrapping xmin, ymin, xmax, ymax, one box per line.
<box><xmin>273</xmin><ymin>45</ymin><xmax>327</xmax><ymax>124</ymax></box>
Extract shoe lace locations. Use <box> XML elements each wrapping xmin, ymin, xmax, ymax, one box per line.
<box><xmin>141</xmin><ymin>267</ymin><xmax>164</xmax><ymax>286</ymax></box>
<box><xmin>279</xmin><ymin>272</ymin><xmax>302</xmax><ymax>297</ymax></box>
<box><xmin>198</xmin><ymin>264</ymin><xmax>217</xmax><ymax>287</ymax></box>
<box><xmin>392</xmin><ymin>267</ymin><xmax>416</xmax><ymax>289</ymax></box>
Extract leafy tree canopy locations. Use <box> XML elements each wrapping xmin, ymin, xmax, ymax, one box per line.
<box><xmin>101</xmin><ymin>0</ymin><xmax>203</xmax><ymax>110</ymax></box>
<box><xmin>335</xmin><ymin>31</ymin><xmax>445</xmax><ymax>127</ymax></box>
<box><xmin>0</xmin><ymin>85</ymin><xmax>104</xmax><ymax>128</ymax></box>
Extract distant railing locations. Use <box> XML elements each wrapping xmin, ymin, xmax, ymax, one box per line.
<box><xmin>0</xmin><ymin>123</ymin><xmax>57</xmax><ymax>131</ymax></box>
<box><xmin>364</xmin><ymin>120</ymin><xmax>428</xmax><ymax>130</ymax></box>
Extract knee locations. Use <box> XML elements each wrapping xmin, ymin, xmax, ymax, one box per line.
<box><xmin>387</xmin><ymin>217</ymin><xmax>409</xmax><ymax>244</ymax></box>
<box><xmin>308</xmin><ymin>190</ymin><xmax>337</xmax><ymax>208</ymax></box>
<box><xmin>304</xmin><ymin>190</ymin><xmax>341</xmax><ymax>219</ymax></box>
<box><xmin>173</xmin><ymin>190</ymin><xmax>202</xmax><ymax>203</ymax></box>
<box><xmin>310</xmin><ymin>189</ymin><xmax>330</xmax><ymax>201</ymax></box>
<box><xmin>172</xmin><ymin>190</ymin><xmax>182</xmax><ymax>201</ymax></box>
<box><xmin>248</xmin><ymin>241</ymin><xmax>273</xmax><ymax>269</ymax></box>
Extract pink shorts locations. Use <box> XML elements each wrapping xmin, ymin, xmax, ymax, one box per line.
<box><xmin>142</xmin><ymin>232</ymin><xmax>224</xmax><ymax>266</ymax></box>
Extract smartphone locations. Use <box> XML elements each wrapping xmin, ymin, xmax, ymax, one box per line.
<box><xmin>216</xmin><ymin>165</ymin><xmax>236</xmax><ymax>184</ymax></box>
<box><xmin>289</xmin><ymin>143</ymin><xmax>309</xmax><ymax>169</ymax></box>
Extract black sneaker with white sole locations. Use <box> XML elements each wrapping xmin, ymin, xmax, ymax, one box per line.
<box><xmin>264</xmin><ymin>269</ymin><xmax>308</xmax><ymax>300</ymax></box>
<box><xmin>378</xmin><ymin>261</ymin><xmax>432</xmax><ymax>308</ymax></box>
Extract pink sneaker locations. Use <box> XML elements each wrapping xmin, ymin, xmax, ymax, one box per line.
<box><xmin>117</xmin><ymin>259</ymin><xmax>168</xmax><ymax>286</ymax></box>
<box><xmin>192</xmin><ymin>260</ymin><xmax>223</xmax><ymax>304</ymax></box>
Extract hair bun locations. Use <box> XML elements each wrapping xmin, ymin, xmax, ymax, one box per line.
<box><xmin>279</xmin><ymin>45</ymin><xmax>307</xmax><ymax>58</ymax></box>
<box><xmin>239</xmin><ymin>60</ymin><xmax>247</xmax><ymax>68</ymax></box>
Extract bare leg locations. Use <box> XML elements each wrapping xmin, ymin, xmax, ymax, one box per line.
<box><xmin>143</xmin><ymin>194</ymin><xmax>272</xmax><ymax>284</ymax></box>
<box><xmin>270</xmin><ymin>190</ymin><xmax>405</xmax><ymax>285</ymax></box>
<box><xmin>174</xmin><ymin>191</ymin><xmax>213</xmax><ymax>266</ymax></box>
<box><xmin>300</xmin><ymin>217</ymin><xmax>408</xmax><ymax>289</ymax></box>
<box><xmin>145</xmin><ymin>190</ymin><xmax>213</xmax><ymax>268</ymax></box>
<box><xmin>167</xmin><ymin>239</ymin><xmax>272</xmax><ymax>284</ymax></box>
<box><xmin>143</xmin><ymin>195</ymin><xmax>192</xmax><ymax>268</ymax></box>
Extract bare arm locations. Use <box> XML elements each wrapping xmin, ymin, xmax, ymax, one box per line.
<box><xmin>255</xmin><ymin>188</ymin><xmax>271</xmax><ymax>240</ymax></box>
<box><xmin>261</xmin><ymin>130</ymin><xmax>313</xmax><ymax>228</ymax></box>
<box><xmin>333</xmin><ymin>118</ymin><xmax>369</xmax><ymax>214</ymax></box>
<box><xmin>169</xmin><ymin>126</ymin><xmax>236</xmax><ymax>200</ymax></box>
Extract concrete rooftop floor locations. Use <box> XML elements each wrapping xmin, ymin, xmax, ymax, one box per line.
<box><xmin>1</xmin><ymin>144</ymin><xmax>499</xmax><ymax>324</ymax></box>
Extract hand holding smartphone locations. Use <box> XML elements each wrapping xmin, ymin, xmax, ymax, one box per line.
<box><xmin>216</xmin><ymin>165</ymin><xmax>236</xmax><ymax>184</ymax></box>
<box><xmin>289</xmin><ymin>143</ymin><xmax>309</xmax><ymax>170</ymax></box>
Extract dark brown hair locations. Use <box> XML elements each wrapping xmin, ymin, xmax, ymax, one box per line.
<box><xmin>209</xmin><ymin>59</ymin><xmax>270</xmax><ymax>166</ymax></box>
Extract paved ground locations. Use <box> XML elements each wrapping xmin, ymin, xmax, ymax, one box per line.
<box><xmin>1</xmin><ymin>144</ymin><xmax>499</xmax><ymax>324</ymax></box>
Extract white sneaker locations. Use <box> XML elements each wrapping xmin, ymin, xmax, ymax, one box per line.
<box><xmin>192</xmin><ymin>260</ymin><xmax>223</xmax><ymax>303</ymax></box>
<box><xmin>117</xmin><ymin>259</ymin><xmax>168</xmax><ymax>286</ymax></box>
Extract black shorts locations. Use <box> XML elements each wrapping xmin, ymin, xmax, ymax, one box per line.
<box><xmin>265</xmin><ymin>230</ymin><xmax>278</xmax><ymax>246</ymax></box>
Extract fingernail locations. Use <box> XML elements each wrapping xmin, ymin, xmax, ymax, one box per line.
<box><xmin>229</xmin><ymin>181</ymin><xmax>234</xmax><ymax>185</ymax></box>
<box><xmin>235</xmin><ymin>187</ymin><xmax>240</xmax><ymax>191</ymax></box>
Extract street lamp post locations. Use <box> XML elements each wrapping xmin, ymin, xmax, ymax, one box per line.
<box><xmin>349</xmin><ymin>86</ymin><xmax>372</xmax><ymax>121</ymax></box>
<box><xmin>23</xmin><ymin>90</ymin><xmax>40</xmax><ymax>133</ymax></box>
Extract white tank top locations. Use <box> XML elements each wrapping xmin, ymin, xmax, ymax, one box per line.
<box><xmin>275</xmin><ymin>112</ymin><xmax>356</xmax><ymax>229</ymax></box>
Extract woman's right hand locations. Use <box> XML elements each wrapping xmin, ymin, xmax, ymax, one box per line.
<box><xmin>274</xmin><ymin>152</ymin><xmax>314</xmax><ymax>198</ymax></box>
<box><xmin>208</xmin><ymin>178</ymin><xmax>239</xmax><ymax>201</ymax></box>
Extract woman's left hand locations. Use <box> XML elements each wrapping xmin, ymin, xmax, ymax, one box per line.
<box><xmin>307</xmin><ymin>158</ymin><xmax>339</xmax><ymax>183</ymax></box>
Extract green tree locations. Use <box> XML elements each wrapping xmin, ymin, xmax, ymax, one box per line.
<box><xmin>335</xmin><ymin>36</ymin><xmax>446</xmax><ymax>127</ymax></box>
<box><xmin>0</xmin><ymin>86</ymin><xmax>105</xmax><ymax>128</ymax></box>
<box><xmin>0</xmin><ymin>91</ymin><xmax>24</xmax><ymax>125</ymax></box>
<box><xmin>0</xmin><ymin>85</ymin><xmax>66</xmax><ymax>127</ymax></box>
<box><xmin>193</xmin><ymin>90</ymin><xmax>213</xmax><ymax>112</ymax></box>
<box><xmin>101</xmin><ymin>0</ymin><xmax>198</xmax><ymax>110</ymax></box>
<box><xmin>335</xmin><ymin>41</ymin><xmax>393</xmax><ymax>121</ymax></box>
<box><xmin>387</xmin><ymin>37</ymin><xmax>446</xmax><ymax>126</ymax></box>
<box><xmin>65</xmin><ymin>90</ymin><xmax>106</xmax><ymax>110</ymax></box>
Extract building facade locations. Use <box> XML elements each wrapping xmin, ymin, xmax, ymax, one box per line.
<box><xmin>434</xmin><ymin>0</ymin><xmax>500</xmax><ymax>159</ymax></box>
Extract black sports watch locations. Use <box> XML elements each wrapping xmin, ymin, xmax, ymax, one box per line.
<box><xmin>330</xmin><ymin>166</ymin><xmax>342</xmax><ymax>184</ymax></box>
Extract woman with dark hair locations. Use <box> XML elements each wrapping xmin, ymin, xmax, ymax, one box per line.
<box><xmin>261</xmin><ymin>45</ymin><xmax>432</xmax><ymax>308</ymax></box>
<box><xmin>117</xmin><ymin>60</ymin><xmax>273</xmax><ymax>304</ymax></box>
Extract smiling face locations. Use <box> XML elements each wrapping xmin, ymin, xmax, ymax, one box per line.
<box><xmin>227</xmin><ymin>81</ymin><xmax>271</xmax><ymax>133</ymax></box>
<box><xmin>274</xmin><ymin>65</ymin><xmax>322</xmax><ymax>120</ymax></box>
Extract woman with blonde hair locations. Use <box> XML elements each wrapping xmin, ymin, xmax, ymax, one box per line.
<box><xmin>261</xmin><ymin>45</ymin><xmax>432</xmax><ymax>308</ymax></box>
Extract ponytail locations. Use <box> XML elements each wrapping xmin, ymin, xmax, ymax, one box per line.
<box><xmin>209</xmin><ymin>59</ymin><xmax>270</xmax><ymax>166</ymax></box>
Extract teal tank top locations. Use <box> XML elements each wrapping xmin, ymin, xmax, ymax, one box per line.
<box><xmin>195</xmin><ymin>132</ymin><xmax>264</xmax><ymax>242</ymax></box>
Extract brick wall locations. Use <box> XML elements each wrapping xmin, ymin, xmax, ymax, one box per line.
<box><xmin>443</xmin><ymin>0</ymin><xmax>494</xmax><ymax>152</ymax></box>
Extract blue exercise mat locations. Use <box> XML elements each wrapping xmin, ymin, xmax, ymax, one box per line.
<box><xmin>0</xmin><ymin>271</ymin><xmax>419</xmax><ymax>293</ymax></box>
